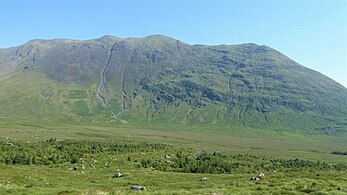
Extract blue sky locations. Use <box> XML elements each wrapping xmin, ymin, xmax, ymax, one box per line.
<box><xmin>1</xmin><ymin>0</ymin><xmax>346</xmax><ymax>87</ymax></box>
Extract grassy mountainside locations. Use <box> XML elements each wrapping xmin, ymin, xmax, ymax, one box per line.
<box><xmin>0</xmin><ymin>35</ymin><xmax>346</xmax><ymax>134</ymax></box>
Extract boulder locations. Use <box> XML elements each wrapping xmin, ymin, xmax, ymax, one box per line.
<box><xmin>113</xmin><ymin>171</ymin><xmax>122</xmax><ymax>178</ymax></box>
<box><xmin>130</xmin><ymin>186</ymin><xmax>146</xmax><ymax>191</ymax></box>
<box><xmin>250</xmin><ymin>176</ymin><xmax>260</xmax><ymax>181</ymax></box>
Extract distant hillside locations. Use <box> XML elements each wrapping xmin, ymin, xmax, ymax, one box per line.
<box><xmin>0</xmin><ymin>35</ymin><xmax>346</xmax><ymax>135</ymax></box>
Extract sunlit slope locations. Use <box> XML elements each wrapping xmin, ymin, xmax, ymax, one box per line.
<box><xmin>0</xmin><ymin>35</ymin><xmax>346</xmax><ymax>134</ymax></box>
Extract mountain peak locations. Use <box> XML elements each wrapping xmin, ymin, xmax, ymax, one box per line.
<box><xmin>144</xmin><ymin>34</ymin><xmax>176</xmax><ymax>40</ymax></box>
<box><xmin>95</xmin><ymin>35</ymin><xmax>121</xmax><ymax>42</ymax></box>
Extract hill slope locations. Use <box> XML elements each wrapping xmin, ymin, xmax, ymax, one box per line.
<box><xmin>0</xmin><ymin>35</ymin><xmax>346</xmax><ymax>134</ymax></box>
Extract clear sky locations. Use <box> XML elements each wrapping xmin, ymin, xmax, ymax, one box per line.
<box><xmin>1</xmin><ymin>0</ymin><xmax>346</xmax><ymax>87</ymax></box>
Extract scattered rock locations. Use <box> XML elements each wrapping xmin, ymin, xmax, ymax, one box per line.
<box><xmin>81</xmin><ymin>165</ymin><xmax>86</xmax><ymax>170</ymax></box>
<box><xmin>164</xmin><ymin>159</ymin><xmax>172</xmax><ymax>164</ymax></box>
<box><xmin>113</xmin><ymin>171</ymin><xmax>122</xmax><ymax>178</ymax></box>
<box><xmin>337</xmin><ymin>186</ymin><xmax>343</xmax><ymax>191</ymax></box>
<box><xmin>250</xmin><ymin>173</ymin><xmax>265</xmax><ymax>181</ymax></box>
<box><xmin>200</xmin><ymin>177</ymin><xmax>208</xmax><ymax>181</ymax></box>
<box><xmin>73</xmin><ymin>166</ymin><xmax>78</xmax><ymax>170</ymax></box>
<box><xmin>130</xmin><ymin>186</ymin><xmax>146</xmax><ymax>191</ymax></box>
<box><xmin>250</xmin><ymin>176</ymin><xmax>260</xmax><ymax>181</ymax></box>
<box><xmin>269</xmin><ymin>169</ymin><xmax>276</xmax><ymax>174</ymax></box>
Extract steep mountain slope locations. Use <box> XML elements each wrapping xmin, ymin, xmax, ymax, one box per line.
<box><xmin>0</xmin><ymin>35</ymin><xmax>346</xmax><ymax>134</ymax></box>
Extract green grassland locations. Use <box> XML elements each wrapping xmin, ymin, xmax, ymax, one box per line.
<box><xmin>0</xmin><ymin>125</ymin><xmax>346</xmax><ymax>194</ymax></box>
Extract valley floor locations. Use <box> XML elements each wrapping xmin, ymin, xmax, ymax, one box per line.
<box><xmin>0</xmin><ymin>125</ymin><xmax>346</xmax><ymax>194</ymax></box>
<box><xmin>1</xmin><ymin>164</ymin><xmax>346</xmax><ymax>194</ymax></box>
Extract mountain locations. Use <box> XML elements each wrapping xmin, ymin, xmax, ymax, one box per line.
<box><xmin>0</xmin><ymin>35</ymin><xmax>346</xmax><ymax>135</ymax></box>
